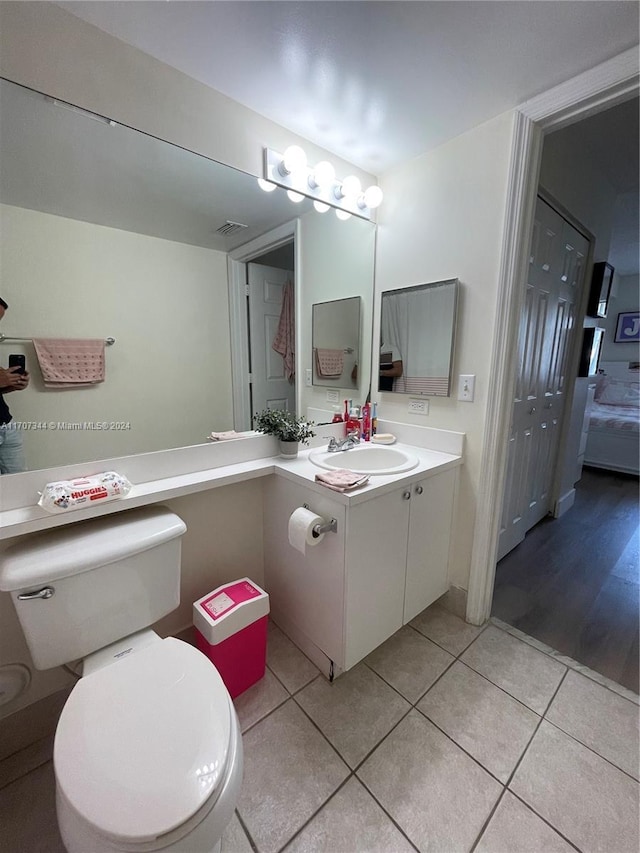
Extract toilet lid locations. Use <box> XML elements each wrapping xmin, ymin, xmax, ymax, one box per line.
<box><xmin>54</xmin><ymin>638</ymin><xmax>232</xmax><ymax>844</ymax></box>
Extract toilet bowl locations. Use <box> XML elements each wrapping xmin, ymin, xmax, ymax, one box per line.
<box><xmin>54</xmin><ymin>634</ymin><xmax>243</xmax><ymax>853</ymax></box>
<box><xmin>0</xmin><ymin>506</ymin><xmax>243</xmax><ymax>853</ymax></box>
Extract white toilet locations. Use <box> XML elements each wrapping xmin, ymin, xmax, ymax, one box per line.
<box><xmin>0</xmin><ymin>506</ymin><xmax>243</xmax><ymax>853</ymax></box>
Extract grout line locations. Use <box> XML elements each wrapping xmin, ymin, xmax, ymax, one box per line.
<box><xmin>507</xmin><ymin>790</ymin><xmax>583</xmax><ymax>852</ymax></box>
<box><xmin>541</xmin><ymin>717</ymin><xmax>640</xmax><ymax>784</ymax></box>
<box><xmin>490</xmin><ymin>617</ymin><xmax>639</xmax><ymax>705</ymax></box>
<box><xmin>468</xmin><ymin>787</ymin><xmax>507</xmax><ymax>853</ymax></box>
<box><xmin>454</xmin><ymin>658</ymin><xmax>549</xmax><ymax>717</ymax></box>
<box><xmin>407</xmin><ymin>617</ymin><xmax>490</xmax><ymax>659</ymax></box>
<box><xmin>234</xmin><ymin>808</ymin><xmax>260</xmax><ymax>853</ymax></box>
<box><xmin>502</xmin><ymin>669</ymin><xmax>569</xmax><ymax>791</ymax></box>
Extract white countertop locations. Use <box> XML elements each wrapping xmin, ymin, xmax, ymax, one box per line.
<box><xmin>0</xmin><ymin>432</ymin><xmax>463</xmax><ymax>541</ymax></box>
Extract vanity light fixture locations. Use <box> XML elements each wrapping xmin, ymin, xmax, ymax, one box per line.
<box><xmin>335</xmin><ymin>209</ymin><xmax>352</xmax><ymax>221</ymax></box>
<box><xmin>262</xmin><ymin>147</ymin><xmax>382</xmax><ymax>221</ymax></box>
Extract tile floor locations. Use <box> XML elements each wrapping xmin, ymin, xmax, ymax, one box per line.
<box><xmin>1</xmin><ymin>603</ymin><xmax>638</xmax><ymax>853</ymax></box>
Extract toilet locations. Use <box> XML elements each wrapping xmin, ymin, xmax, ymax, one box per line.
<box><xmin>0</xmin><ymin>506</ymin><xmax>243</xmax><ymax>853</ymax></box>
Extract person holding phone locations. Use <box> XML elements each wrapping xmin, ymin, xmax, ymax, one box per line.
<box><xmin>0</xmin><ymin>297</ymin><xmax>29</xmax><ymax>473</ymax></box>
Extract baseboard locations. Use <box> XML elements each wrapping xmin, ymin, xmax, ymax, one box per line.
<box><xmin>440</xmin><ymin>586</ymin><xmax>468</xmax><ymax>621</ymax></box>
<box><xmin>554</xmin><ymin>488</ymin><xmax>576</xmax><ymax>518</ymax></box>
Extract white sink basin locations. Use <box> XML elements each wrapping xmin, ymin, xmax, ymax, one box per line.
<box><xmin>309</xmin><ymin>444</ymin><xmax>419</xmax><ymax>475</ymax></box>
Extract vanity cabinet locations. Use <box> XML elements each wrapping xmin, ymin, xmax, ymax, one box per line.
<box><xmin>263</xmin><ymin>466</ymin><xmax>457</xmax><ymax>678</ymax></box>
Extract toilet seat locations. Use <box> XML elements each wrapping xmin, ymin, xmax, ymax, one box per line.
<box><xmin>54</xmin><ymin>638</ymin><xmax>232</xmax><ymax>846</ymax></box>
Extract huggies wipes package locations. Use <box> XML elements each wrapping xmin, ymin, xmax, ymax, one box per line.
<box><xmin>38</xmin><ymin>472</ymin><xmax>132</xmax><ymax>513</ymax></box>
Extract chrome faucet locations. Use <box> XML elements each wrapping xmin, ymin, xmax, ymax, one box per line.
<box><xmin>326</xmin><ymin>433</ymin><xmax>360</xmax><ymax>452</ymax></box>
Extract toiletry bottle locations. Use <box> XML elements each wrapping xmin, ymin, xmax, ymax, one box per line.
<box><xmin>346</xmin><ymin>407</ymin><xmax>360</xmax><ymax>438</ymax></box>
<box><xmin>343</xmin><ymin>399</ymin><xmax>350</xmax><ymax>435</ymax></box>
<box><xmin>362</xmin><ymin>403</ymin><xmax>371</xmax><ymax>441</ymax></box>
<box><xmin>371</xmin><ymin>402</ymin><xmax>378</xmax><ymax>436</ymax></box>
<box><xmin>332</xmin><ymin>408</ymin><xmax>344</xmax><ymax>424</ymax></box>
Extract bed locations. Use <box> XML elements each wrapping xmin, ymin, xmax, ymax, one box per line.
<box><xmin>584</xmin><ymin>362</ymin><xmax>640</xmax><ymax>476</ymax></box>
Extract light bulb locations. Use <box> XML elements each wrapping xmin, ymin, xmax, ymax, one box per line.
<box><xmin>340</xmin><ymin>175</ymin><xmax>362</xmax><ymax>199</ymax></box>
<box><xmin>336</xmin><ymin>209</ymin><xmax>352</xmax><ymax>220</ymax></box>
<box><xmin>280</xmin><ymin>145</ymin><xmax>307</xmax><ymax>175</ymax></box>
<box><xmin>308</xmin><ymin>160</ymin><xmax>335</xmax><ymax>189</ymax></box>
<box><xmin>363</xmin><ymin>185</ymin><xmax>384</xmax><ymax>209</ymax></box>
<box><xmin>257</xmin><ymin>178</ymin><xmax>277</xmax><ymax>193</ymax></box>
<box><xmin>313</xmin><ymin>200</ymin><xmax>330</xmax><ymax>213</ymax></box>
<box><xmin>287</xmin><ymin>189</ymin><xmax>305</xmax><ymax>203</ymax></box>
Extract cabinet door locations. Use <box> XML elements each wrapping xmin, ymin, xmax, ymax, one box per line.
<box><xmin>344</xmin><ymin>488</ymin><xmax>410</xmax><ymax>669</ymax></box>
<box><xmin>404</xmin><ymin>471</ymin><xmax>455</xmax><ymax>623</ymax></box>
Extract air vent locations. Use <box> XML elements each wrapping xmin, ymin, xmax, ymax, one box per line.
<box><xmin>215</xmin><ymin>220</ymin><xmax>249</xmax><ymax>236</ymax></box>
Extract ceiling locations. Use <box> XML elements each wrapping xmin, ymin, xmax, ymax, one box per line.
<box><xmin>57</xmin><ymin>1</ymin><xmax>639</xmax><ymax>175</ymax></box>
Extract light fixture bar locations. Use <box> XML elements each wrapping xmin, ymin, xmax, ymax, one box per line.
<box><xmin>263</xmin><ymin>148</ymin><xmax>378</xmax><ymax>220</ymax></box>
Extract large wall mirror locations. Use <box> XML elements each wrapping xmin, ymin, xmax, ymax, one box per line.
<box><xmin>0</xmin><ymin>78</ymin><xmax>376</xmax><ymax>474</ymax></box>
<box><xmin>379</xmin><ymin>279</ymin><xmax>458</xmax><ymax>396</ymax></box>
<box><xmin>312</xmin><ymin>297</ymin><xmax>360</xmax><ymax>389</ymax></box>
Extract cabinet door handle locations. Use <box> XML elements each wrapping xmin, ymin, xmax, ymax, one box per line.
<box><xmin>402</xmin><ymin>490</ymin><xmax>411</xmax><ymax>500</ymax></box>
<box><xmin>415</xmin><ymin>485</ymin><xmax>423</xmax><ymax>495</ymax></box>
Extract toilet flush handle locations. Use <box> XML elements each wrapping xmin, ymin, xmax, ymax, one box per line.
<box><xmin>17</xmin><ymin>586</ymin><xmax>55</xmax><ymax>600</ymax></box>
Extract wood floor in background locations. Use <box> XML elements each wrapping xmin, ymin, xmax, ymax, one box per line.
<box><xmin>492</xmin><ymin>466</ymin><xmax>639</xmax><ymax>694</ymax></box>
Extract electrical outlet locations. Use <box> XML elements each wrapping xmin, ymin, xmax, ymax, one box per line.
<box><xmin>408</xmin><ymin>398</ymin><xmax>429</xmax><ymax>415</ymax></box>
<box><xmin>305</xmin><ymin>369</ymin><xmax>312</xmax><ymax>387</ymax></box>
<box><xmin>326</xmin><ymin>390</ymin><xmax>339</xmax><ymax>403</ymax></box>
<box><xmin>458</xmin><ymin>374</ymin><xmax>476</xmax><ymax>401</ymax></box>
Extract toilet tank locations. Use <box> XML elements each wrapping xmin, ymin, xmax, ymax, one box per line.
<box><xmin>0</xmin><ymin>506</ymin><xmax>187</xmax><ymax>670</ymax></box>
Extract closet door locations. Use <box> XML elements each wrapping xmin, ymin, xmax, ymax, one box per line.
<box><xmin>498</xmin><ymin>197</ymin><xmax>589</xmax><ymax>560</ymax></box>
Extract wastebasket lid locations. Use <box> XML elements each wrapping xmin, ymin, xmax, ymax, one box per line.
<box><xmin>193</xmin><ymin>578</ymin><xmax>269</xmax><ymax>644</ymax></box>
<box><xmin>55</xmin><ymin>638</ymin><xmax>231</xmax><ymax>844</ymax></box>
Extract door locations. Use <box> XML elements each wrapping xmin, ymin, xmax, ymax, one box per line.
<box><xmin>498</xmin><ymin>196</ymin><xmax>589</xmax><ymax>560</ymax></box>
<box><xmin>247</xmin><ymin>262</ymin><xmax>296</xmax><ymax>421</ymax></box>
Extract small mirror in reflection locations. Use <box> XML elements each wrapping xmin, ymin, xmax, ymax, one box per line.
<box><xmin>312</xmin><ymin>297</ymin><xmax>361</xmax><ymax>389</ymax></box>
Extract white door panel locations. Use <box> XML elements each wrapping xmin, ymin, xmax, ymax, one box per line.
<box><xmin>248</xmin><ymin>262</ymin><xmax>295</xmax><ymax>420</ymax></box>
<box><xmin>498</xmin><ymin>196</ymin><xmax>590</xmax><ymax>560</ymax></box>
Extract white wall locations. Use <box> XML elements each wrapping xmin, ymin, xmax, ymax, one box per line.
<box><xmin>601</xmin><ymin>274</ymin><xmax>640</xmax><ymax>364</ymax></box>
<box><xmin>1</xmin><ymin>204</ymin><xmax>233</xmax><ymax>469</ymax></box>
<box><xmin>375</xmin><ymin>112</ymin><xmax>516</xmax><ymax>590</ymax></box>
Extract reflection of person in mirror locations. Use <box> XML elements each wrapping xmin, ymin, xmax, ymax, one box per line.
<box><xmin>0</xmin><ymin>297</ymin><xmax>29</xmax><ymax>474</ymax></box>
<box><xmin>379</xmin><ymin>342</ymin><xmax>403</xmax><ymax>391</ymax></box>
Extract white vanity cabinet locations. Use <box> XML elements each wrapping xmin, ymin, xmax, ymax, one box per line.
<box><xmin>263</xmin><ymin>465</ymin><xmax>457</xmax><ymax>678</ymax></box>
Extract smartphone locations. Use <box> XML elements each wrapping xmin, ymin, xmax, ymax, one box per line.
<box><xmin>8</xmin><ymin>354</ymin><xmax>26</xmax><ymax>375</ymax></box>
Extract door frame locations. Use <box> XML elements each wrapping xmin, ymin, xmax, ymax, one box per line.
<box><xmin>228</xmin><ymin>220</ymin><xmax>301</xmax><ymax>430</ymax></box>
<box><xmin>466</xmin><ymin>46</ymin><xmax>639</xmax><ymax>625</ymax></box>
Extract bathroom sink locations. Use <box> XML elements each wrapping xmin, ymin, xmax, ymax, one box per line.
<box><xmin>309</xmin><ymin>445</ymin><xmax>419</xmax><ymax>475</ymax></box>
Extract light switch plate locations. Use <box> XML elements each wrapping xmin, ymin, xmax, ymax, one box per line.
<box><xmin>458</xmin><ymin>374</ymin><xmax>476</xmax><ymax>401</ymax></box>
<box><xmin>305</xmin><ymin>369</ymin><xmax>312</xmax><ymax>387</ymax></box>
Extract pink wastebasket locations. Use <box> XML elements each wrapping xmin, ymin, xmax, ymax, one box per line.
<box><xmin>193</xmin><ymin>578</ymin><xmax>269</xmax><ymax>698</ymax></box>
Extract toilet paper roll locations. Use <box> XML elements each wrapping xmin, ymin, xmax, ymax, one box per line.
<box><xmin>288</xmin><ymin>507</ymin><xmax>325</xmax><ymax>555</ymax></box>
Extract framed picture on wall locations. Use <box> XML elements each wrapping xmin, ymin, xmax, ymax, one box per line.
<box><xmin>614</xmin><ymin>311</ymin><xmax>640</xmax><ymax>343</ymax></box>
<box><xmin>586</xmin><ymin>261</ymin><xmax>614</xmax><ymax>318</ymax></box>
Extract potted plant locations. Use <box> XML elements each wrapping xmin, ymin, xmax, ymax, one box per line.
<box><xmin>253</xmin><ymin>409</ymin><xmax>315</xmax><ymax>458</ymax></box>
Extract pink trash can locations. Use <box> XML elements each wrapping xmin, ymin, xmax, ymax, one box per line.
<box><xmin>193</xmin><ymin>578</ymin><xmax>269</xmax><ymax>698</ymax></box>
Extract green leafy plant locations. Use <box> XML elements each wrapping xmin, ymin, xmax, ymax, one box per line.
<box><xmin>253</xmin><ymin>409</ymin><xmax>315</xmax><ymax>444</ymax></box>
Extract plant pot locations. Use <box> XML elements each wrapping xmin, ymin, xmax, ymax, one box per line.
<box><xmin>279</xmin><ymin>440</ymin><xmax>299</xmax><ymax>458</ymax></box>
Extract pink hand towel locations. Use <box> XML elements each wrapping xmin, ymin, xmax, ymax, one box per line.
<box><xmin>315</xmin><ymin>348</ymin><xmax>344</xmax><ymax>378</ymax></box>
<box><xmin>314</xmin><ymin>469</ymin><xmax>370</xmax><ymax>492</ymax></box>
<box><xmin>33</xmin><ymin>338</ymin><xmax>105</xmax><ymax>388</ymax></box>
<box><xmin>272</xmin><ymin>280</ymin><xmax>295</xmax><ymax>381</ymax></box>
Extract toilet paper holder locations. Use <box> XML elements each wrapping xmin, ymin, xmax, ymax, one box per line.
<box><xmin>303</xmin><ymin>504</ymin><xmax>338</xmax><ymax>537</ymax></box>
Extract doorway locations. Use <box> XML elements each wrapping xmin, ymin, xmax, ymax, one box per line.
<box><xmin>490</xmin><ymin>96</ymin><xmax>639</xmax><ymax>692</ymax></box>
<box><xmin>228</xmin><ymin>221</ymin><xmax>300</xmax><ymax>431</ymax></box>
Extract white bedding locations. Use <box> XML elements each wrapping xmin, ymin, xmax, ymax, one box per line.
<box><xmin>585</xmin><ymin>372</ymin><xmax>639</xmax><ymax>474</ymax></box>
